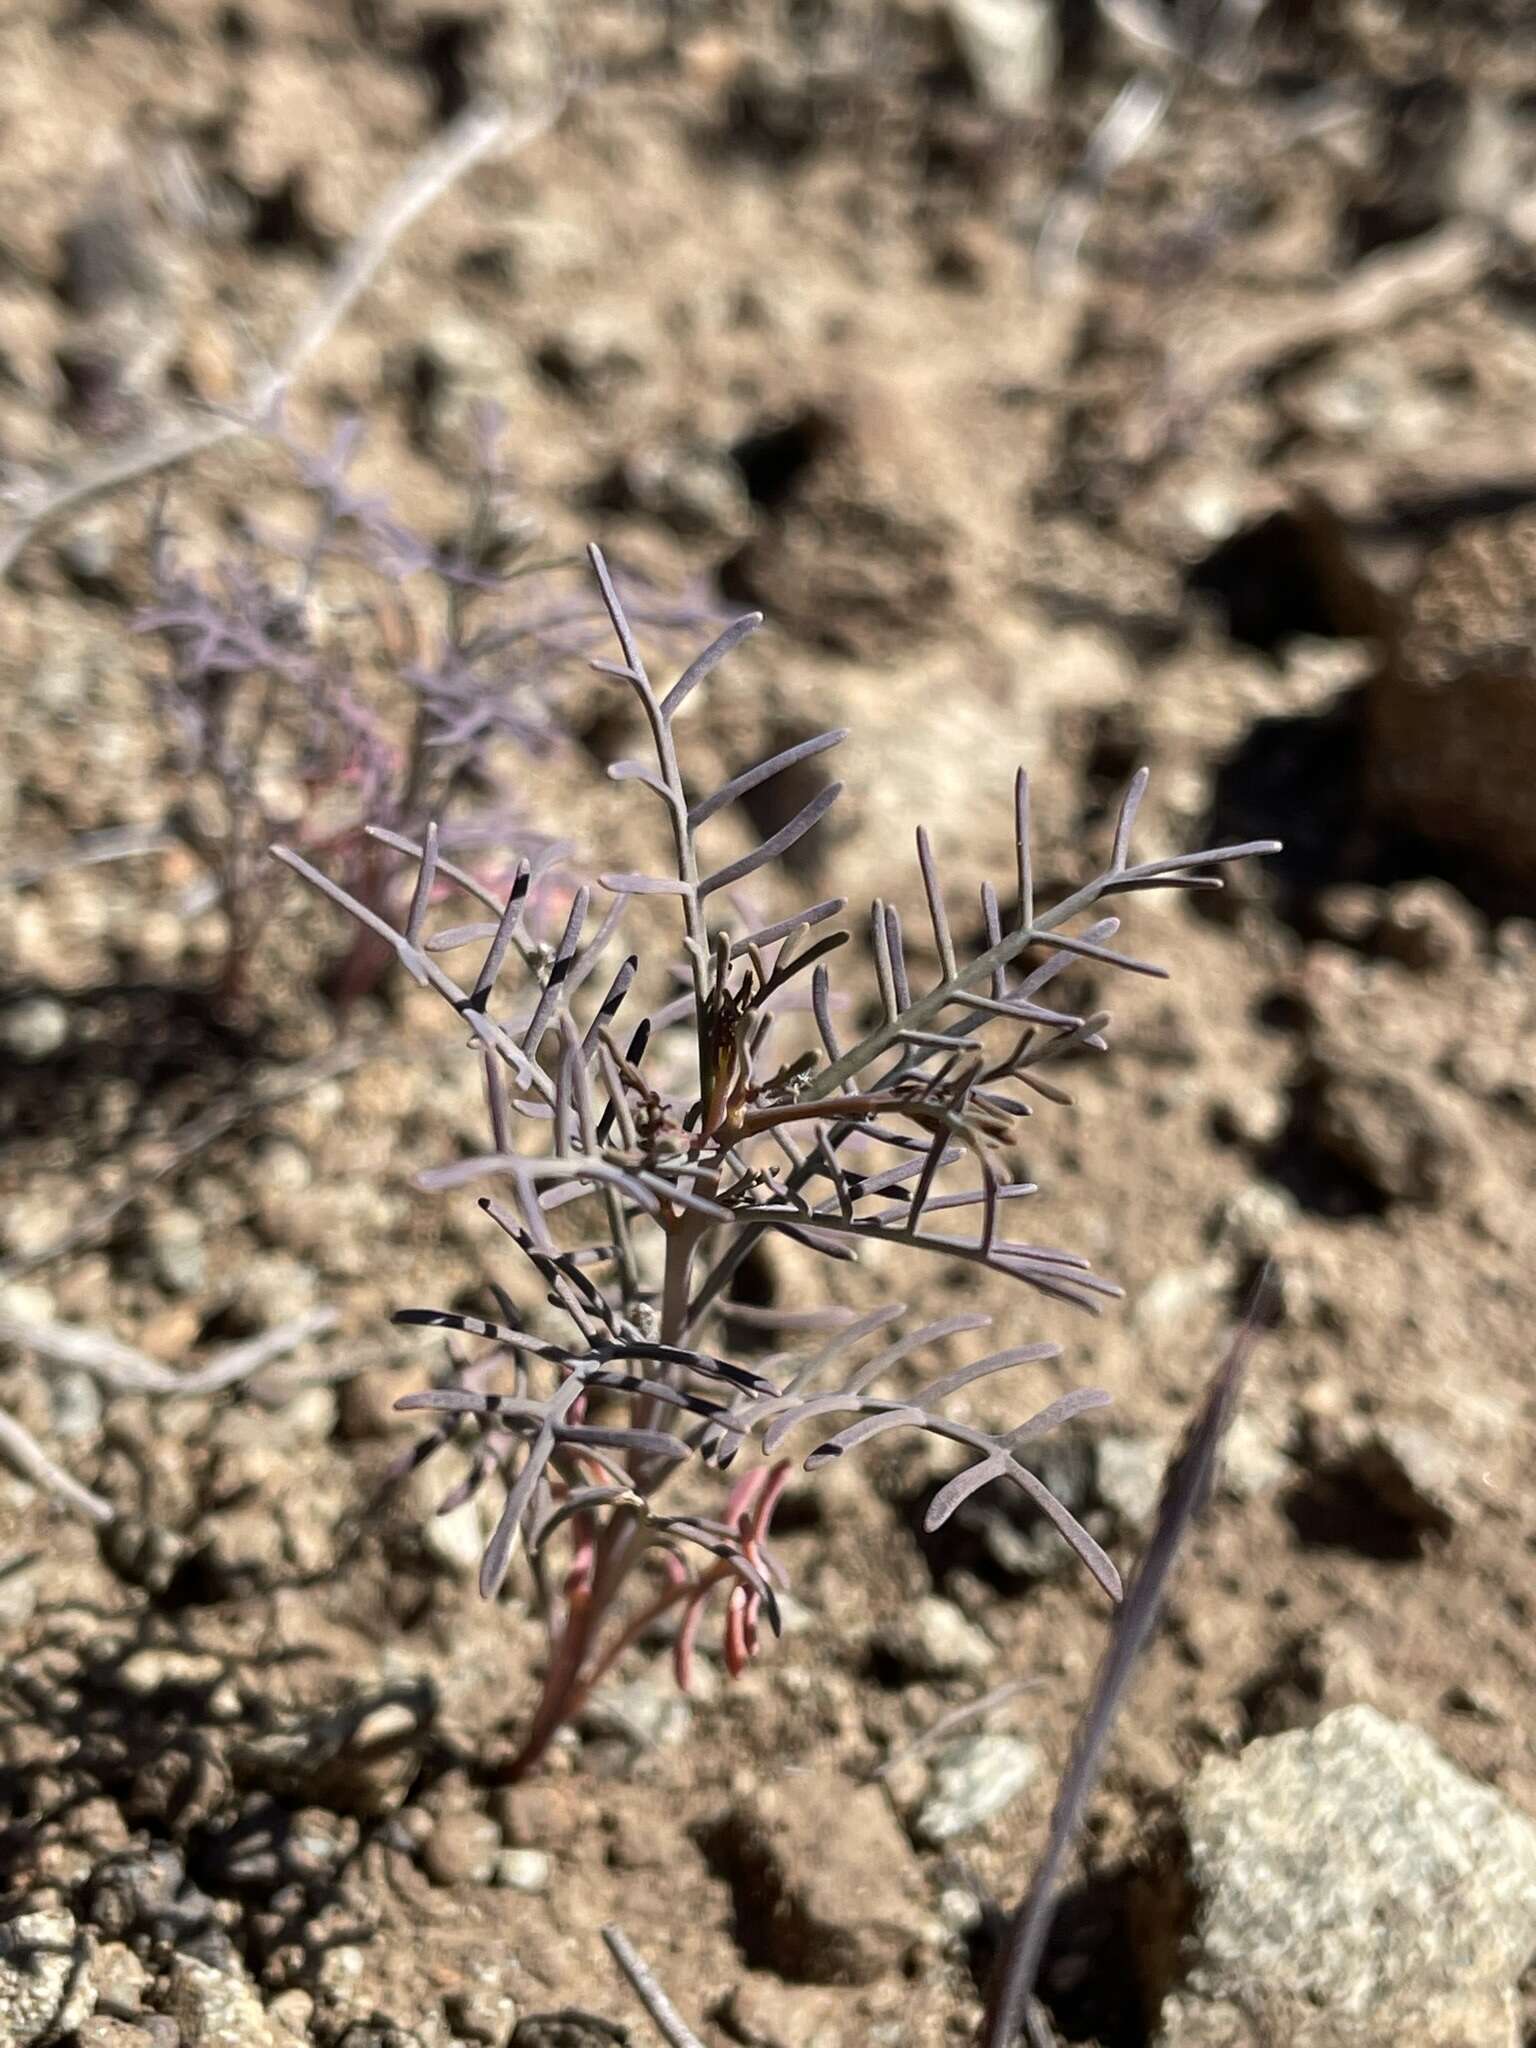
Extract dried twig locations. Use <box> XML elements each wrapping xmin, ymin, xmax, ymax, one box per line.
<box><xmin>979</xmin><ymin>1278</ymin><xmax>1268</xmax><ymax>2048</ymax></box>
<box><xmin>0</xmin><ymin>1040</ymin><xmax>365</xmax><ymax>1284</ymax></box>
<box><xmin>0</xmin><ymin>1306</ymin><xmax>336</xmax><ymax>1398</ymax></box>
<box><xmin>0</xmin><ymin>95</ymin><xmax>560</xmax><ymax>578</ymax></box>
<box><xmin>0</xmin><ymin>1307</ymin><xmax>338</xmax><ymax>1527</ymax></box>
<box><xmin>0</xmin><ymin>1408</ymin><xmax>114</xmax><ymax>1525</ymax></box>
<box><xmin>869</xmin><ymin>1676</ymin><xmax>1041</xmax><ymax>1783</ymax></box>
<box><xmin>600</xmin><ymin>1925</ymin><xmax>707</xmax><ymax>2048</ymax></box>
<box><xmin>4</xmin><ymin>824</ymin><xmax>179</xmax><ymax>891</ymax></box>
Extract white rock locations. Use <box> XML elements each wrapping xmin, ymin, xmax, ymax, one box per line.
<box><xmin>945</xmin><ymin>0</ymin><xmax>1058</xmax><ymax>114</ymax></box>
<box><xmin>0</xmin><ymin>1910</ymin><xmax>96</xmax><ymax>2044</ymax></box>
<box><xmin>873</xmin><ymin>1596</ymin><xmax>995</xmax><ymax>1679</ymax></box>
<box><xmin>914</xmin><ymin>1734</ymin><xmax>1041</xmax><ymax>1846</ymax></box>
<box><xmin>492</xmin><ymin>1848</ymin><xmax>551</xmax><ymax>1893</ymax></box>
<box><xmin>1150</xmin><ymin>1706</ymin><xmax>1536</xmax><ymax>2047</ymax></box>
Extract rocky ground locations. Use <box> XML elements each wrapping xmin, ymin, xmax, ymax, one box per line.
<box><xmin>2</xmin><ymin>2</ymin><xmax>1536</xmax><ymax>2045</ymax></box>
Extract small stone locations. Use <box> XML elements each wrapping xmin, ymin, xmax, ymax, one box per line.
<box><xmin>913</xmin><ymin>1734</ymin><xmax>1041</xmax><ymax>1847</ymax></box>
<box><xmin>266</xmin><ymin>1990</ymin><xmax>313</xmax><ymax>2041</ymax></box>
<box><xmin>580</xmin><ymin>1679</ymin><xmax>691</xmax><ymax>1751</ymax></box>
<box><xmin>0</xmin><ymin>1908</ymin><xmax>97</xmax><ymax>2044</ymax></box>
<box><xmin>717</xmin><ymin>1976</ymin><xmax>852</xmax><ymax>2048</ymax></box>
<box><xmin>58</xmin><ymin>206</ymin><xmax>155</xmax><ymax>317</ymax></box>
<box><xmin>1312</xmin><ymin>884</ymin><xmax>1384</xmax><ymax>949</ymax></box>
<box><xmin>533</xmin><ymin>318</ymin><xmax>644</xmax><ymax>402</ymax></box>
<box><xmin>145</xmin><ymin>1210</ymin><xmax>207</xmax><ymax>1296</ymax></box>
<box><xmin>1209</xmin><ymin>1084</ymin><xmax>1288</xmax><ymax>1150</ymax></box>
<box><xmin>417</xmin><ymin>1485</ymin><xmax>489</xmax><ymax>1579</ymax></box>
<box><xmin>0</xmin><ymin>997</ymin><xmax>69</xmax><ymax>1061</ymax></box>
<box><xmin>78</xmin><ymin>2022</ymin><xmax>158</xmax><ymax>2048</ymax></box>
<box><xmin>492</xmin><ymin>1849</ymin><xmax>550</xmax><ymax>1893</ymax></box>
<box><xmin>492</xmin><ymin>1782</ymin><xmax>584</xmax><ymax>1852</ymax></box>
<box><xmin>602</xmin><ymin>441</ymin><xmax>751</xmax><ymax>540</ymax></box>
<box><xmin>445</xmin><ymin>1983</ymin><xmax>517</xmax><ymax>2048</ymax></box>
<box><xmin>1375</xmin><ymin>879</ymin><xmax>1480</xmax><ymax>972</ymax></box>
<box><xmin>1366</xmin><ymin>506</ymin><xmax>1536</xmax><ymax>889</ymax></box>
<box><xmin>1218</xmin><ymin>1412</ymin><xmax>1289</xmax><ymax>1503</ymax></box>
<box><xmin>1145</xmin><ymin>1706</ymin><xmax>1536</xmax><ymax>2046</ymax></box>
<box><xmin>118</xmin><ymin>1648</ymin><xmax>226</xmax><ymax>1696</ymax></box>
<box><xmin>1205</xmin><ymin>1182</ymin><xmax>1298</xmax><ymax>1257</ymax></box>
<box><xmin>226</xmin><ymin>1256</ymin><xmax>318</xmax><ymax>1332</ymax></box>
<box><xmin>48</xmin><ymin>1365</ymin><xmax>103</xmax><ymax>1440</ymax></box>
<box><xmin>945</xmin><ymin>0</ymin><xmax>1058</xmax><ymax>114</ymax></box>
<box><xmin>871</xmin><ymin>1596</ymin><xmax>994</xmax><ymax>1680</ymax></box>
<box><xmin>512</xmin><ymin>2018</ymin><xmax>627</xmax><ymax>2047</ymax></box>
<box><xmin>1095</xmin><ymin>1433</ymin><xmax>1169</xmax><ymax>1536</ymax></box>
<box><xmin>1132</xmin><ymin>1264</ymin><xmax>1225</xmax><ymax>1334</ymax></box>
<box><xmin>422</xmin><ymin>1811</ymin><xmax>501</xmax><ymax>1888</ymax></box>
<box><xmin>166</xmin><ymin>1953</ymin><xmax>279</xmax><ymax>2048</ymax></box>
<box><xmin>701</xmin><ymin>1771</ymin><xmax>926</xmax><ymax>1985</ymax></box>
<box><xmin>1341</xmin><ymin>1420</ymin><xmax>1464</xmax><ymax>1537</ymax></box>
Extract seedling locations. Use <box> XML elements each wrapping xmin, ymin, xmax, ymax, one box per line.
<box><xmin>277</xmin><ymin>545</ymin><xmax>1276</xmax><ymax>1778</ymax></box>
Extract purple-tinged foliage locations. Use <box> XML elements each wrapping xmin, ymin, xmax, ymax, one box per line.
<box><xmin>276</xmin><ymin>546</ymin><xmax>1278</xmax><ymax>1777</ymax></box>
<box><xmin>138</xmin><ymin>414</ymin><xmax>698</xmax><ymax>1000</ymax></box>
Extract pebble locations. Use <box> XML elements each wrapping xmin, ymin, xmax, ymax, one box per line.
<box><xmin>166</xmin><ymin>1953</ymin><xmax>281</xmax><ymax>2048</ymax></box>
<box><xmin>492</xmin><ymin>1848</ymin><xmax>550</xmax><ymax>1893</ymax></box>
<box><xmin>1094</xmin><ymin>1433</ymin><xmax>1168</xmax><ymax>1536</ymax></box>
<box><xmin>145</xmin><ymin>1209</ymin><xmax>207</xmax><ymax>1296</ymax></box>
<box><xmin>445</xmin><ymin>1982</ymin><xmax>518</xmax><ymax>2048</ymax></box>
<box><xmin>0</xmin><ymin>1908</ymin><xmax>97</xmax><ymax>2044</ymax></box>
<box><xmin>422</xmin><ymin>1811</ymin><xmax>501</xmax><ymax>1888</ymax></box>
<box><xmin>944</xmin><ymin>0</ymin><xmax>1058</xmax><ymax>113</ymax></box>
<box><xmin>48</xmin><ymin>1364</ymin><xmax>104</xmax><ymax>1440</ymax></box>
<box><xmin>1303</xmin><ymin>1058</ymin><xmax>1474</xmax><ymax>1208</ymax></box>
<box><xmin>580</xmin><ymin>1679</ymin><xmax>692</xmax><ymax>1751</ymax></box>
<box><xmin>0</xmin><ymin>996</ymin><xmax>69</xmax><ymax>1061</ymax></box>
<box><xmin>913</xmin><ymin>1734</ymin><xmax>1041</xmax><ymax>1847</ymax></box>
<box><xmin>871</xmin><ymin>1596</ymin><xmax>995</xmax><ymax>1680</ymax></box>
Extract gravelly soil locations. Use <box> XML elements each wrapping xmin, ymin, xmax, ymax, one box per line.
<box><xmin>2</xmin><ymin>4</ymin><xmax>1535</xmax><ymax>2044</ymax></box>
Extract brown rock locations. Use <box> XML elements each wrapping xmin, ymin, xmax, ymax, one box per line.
<box><xmin>1299</xmin><ymin>1056</ymin><xmax>1474</xmax><ymax>1208</ymax></box>
<box><xmin>1367</xmin><ymin>507</ymin><xmax>1536</xmax><ymax>886</ymax></box>
<box><xmin>722</xmin><ymin>386</ymin><xmax>957</xmax><ymax>655</ymax></box>
<box><xmin>700</xmin><ymin>1770</ymin><xmax>926</xmax><ymax>1985</ymax></box>
<box><xmin>422</xmin><ymin>1809</ymin><xmax>501</xmax><ymax>1888</ymax></box>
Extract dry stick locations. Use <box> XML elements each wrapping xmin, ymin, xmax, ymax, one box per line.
<box><xmin>979</xmin><ymin>1279</ymin><xmax>1269</xmax><ymax>2048</ymax></box>
<box><xmin>0</xmin><ymin>1306</ymin><xmax>338</xmax><ymax>1525</ymax></box>
<box><xmin>0</xmin><ymin>1408</ymin><xmax>113</xmax><ymax>1524</ymax></box>
<box><xmin>1166</xmin><ymin>219</ymin><xmax>1492</xmax><ymax>416</ymax></box>
<box><xmin>0</xmin><ymin>93</ymin><xmax>560</xmax><ymax>579</ymax></box>
<box><xmin>0</xmin><ymin>1305</ymin><xmax>336</xmax><ymax>1398</ymax></box>
<box><xmin>869</xmin><ymin>1676</ymin><xmax>1041</xmax><ymax>1784</ymax></box>
<box><xmin>4</xmin><ymin>824</ymin><xmax>180</xmax><ymax>891</ymax></box>
<box><xmin>600</xmin><ymin>1925</ymin><xmax>707</xmax><ymax>2048</ymax></box>
<box><xmin>0</xmin><ymin>1039</ymin><xmax>365</xmax><ymax>1284</ymax></box>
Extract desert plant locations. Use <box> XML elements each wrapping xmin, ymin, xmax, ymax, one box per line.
<box><xmin>139</xmin><ymin>415</ymin><xmax>696</xmax><ymax>1002</ymax></box>
<box><xmin>599</xmin><ymin>1297</ymin><xmax>1265</xmax><ymax>2048</ymax></box>
<box><xmin>275</xmin><ymin>544</ymin><xmax>1276</xmax><ymax>1780</ymax></box>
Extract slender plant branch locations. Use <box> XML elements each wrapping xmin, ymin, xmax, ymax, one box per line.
<box><xmin>0</xmin><ymin>94</ymin><xmax>561</xmax><ymax>578</ymax></box>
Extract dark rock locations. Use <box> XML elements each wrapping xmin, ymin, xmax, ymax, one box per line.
<box><xmin>57</xmin><ymin>208</ymin><xmax>154</xmax><ymax>317</ymax></box>
<box><xmin>1367</xmin><ymin>507</ymin><xmax>1536</xmax><ymax>890</ymax></box>
<box><xmin>512</xmin><ymin>2017</ymin><xmax>627</xmax><ymax>2047</ymax></box>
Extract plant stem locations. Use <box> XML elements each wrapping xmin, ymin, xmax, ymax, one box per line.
<box><xmin>496</xmin><ymin>1209</ymin><xmax>705</xmax><ymax>1780</ymax></box>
